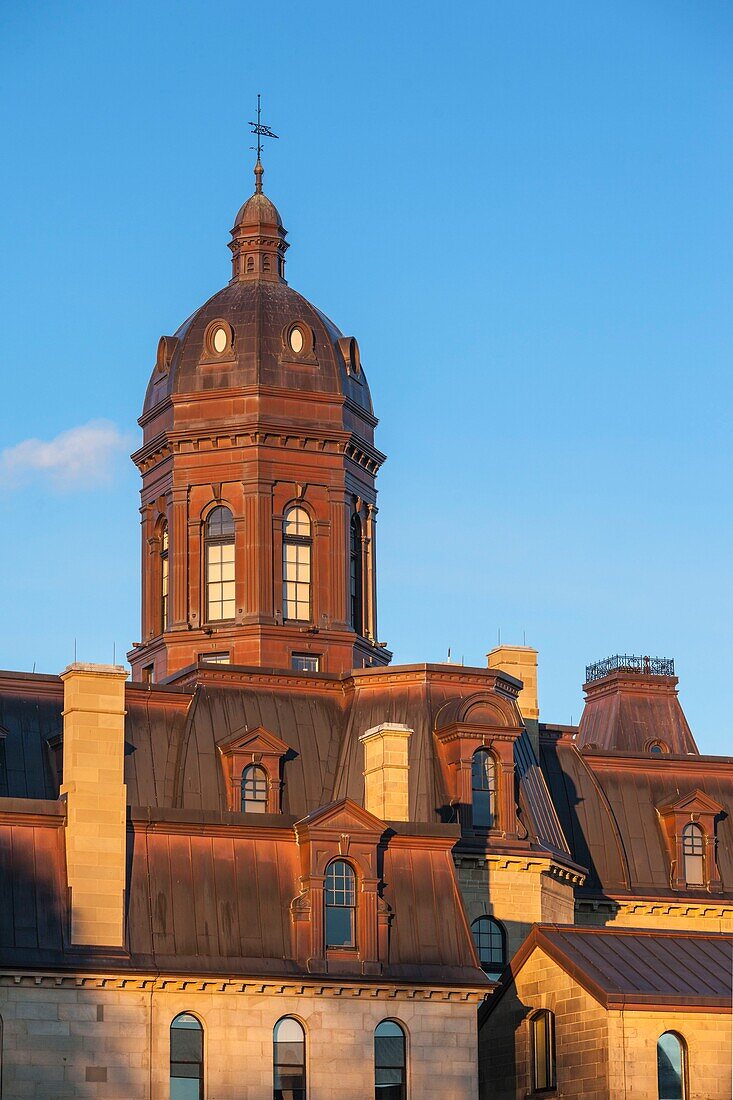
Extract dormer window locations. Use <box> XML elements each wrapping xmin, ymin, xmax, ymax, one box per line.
<box><xmin>217</xmin><ymin>726</ymin><xmax>289</xmax><ymax>814</ymax></box>
<box><xmin>648</xmin><ymin>739</ymin><xmax>669</xmax><ymax>755</ymax></box>
<box><xmin>657</xmin><ymin>789</ymin><xmax>723</xmax><ymax>892</ymax></box>
<box><xmin>682</xmin><ymin>823</ymin><xmax>704</xmax><ymax>886</ymax></box>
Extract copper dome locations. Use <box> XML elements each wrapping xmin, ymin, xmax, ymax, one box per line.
<box><xmin>143</xmin><ymin>164</ymin><xmax>373</xmax><ymax>418</ymax></box>
<box><xmin>143</xmin><ymin>278</ymin><xmax>373</xmax><ymax>416</ymax></box>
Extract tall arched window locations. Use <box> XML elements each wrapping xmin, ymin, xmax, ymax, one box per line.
<box><xmin>170</xmin><ymin>1012</ymin><xmax>204</xmax><ymax>1100</ymax></box>
<box><xmin>325</xmin><ymin>859</ymin><xmax>356</xmax><ymax>948</ymax></box>
<box><xmin>282</xmin><ymin>506</ymin><xmax>311</xmax><ymax>622</ymax></box>
<box><xmin>682</xmin><ymin>823</ymin><xmax>704</xmax><ymax>886</ymax></box>
<box><xmin>241</xmin><ymin>764</ymin><xmax>268</xmax><ymax>813</ymax></box>
<box><xmin>273</xmin><ymin>1016</ymin><xmax>306</xmax><ymax>1100</ymax></box>
<box><xmin>160</xmin><ymin>521</ymin><xmax>169</xmax><ymax>631</ymax></box>
<box><xmin>471</xmin><ymin>749</ymin><xmax>496</xmax><ymax>828</ymax></box>
<box><xmin>374</xmin><ymin>1020</ymin><xmax>406</xmax><ymax>1099</ymax></box>
<box><xmin>350</xmin><ymin>513</ymin><xmax>363</xmax><ymax>635</ymax></box>
<box><xmin>471</xmin><ymin>916</ymin><xmax>505</xmax><ymax>978</ymax></box>
<box><xmin>657</xmin><ymin>1031</ymin><xmax>686</xmax><ymax>1100</ymax></box>
<box><xmin>530</xmin><ymin>1009</ymin><xmax>556</xmax><ymax>1093</ymax></box>
<box><xmin>205</xmin><ymin>506</ymin><xmax>235</xmax><ymax>622</ymax></box>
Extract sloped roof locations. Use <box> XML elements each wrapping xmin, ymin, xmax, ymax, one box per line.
<box><xmin>540</xmin><ymin>735</ymin><xmax>733</xmax><ymax>899</ymax></box>
<box><xmin>488</xmin><ymin>925</ymin><xmax>732</xmax><ymax>1011</ymax></box>
<box><xmin>0</xmin><ymin>801</ymin><xmax>487</xmax><ymax>988</ymax></box>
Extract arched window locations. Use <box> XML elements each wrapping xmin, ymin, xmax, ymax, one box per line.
<box><xmin>350</xmin><ymin>513</ymin><xmax>363</xmax><ymax>635</ymax></box>
<box><xmin>471</xmin><ymin>749</ymin><xmax>496</xmax><ymax>828</ymax></box>
<box><xmin>649</xmin><ymin>740</ymin><xmax>669</xmax><ymax>756</ymax></box>
<box><xmin>282</xmin><ymin>507</ymin><xmax>311</xmax><ymax>622</ymax></box>
<box><xmin>530</xmin><ymin>1009</ymin><xmax>556</xmax><ymax>1093</ymax></box>
<box><xmin>682</xmin><ymin>823</ymin><xmax>704</xmax><ymax>886</ymax></box>
<box><xmin>262</xmin><ymin>255</ymin><xmax>271</xmax><ymax>272</ymax></box>
<box><xmin>273</xmin><ymin>1016</ymin><xmax>306</xmax><ymax>1100</ymax></box>
<box><xmin>160</xmin><ymin>521</ymin><xmax>169</xmax><ymax>631</ymax></box>
<box><xmin>205</xmin><ymin>506</ymin><xmax>235</xmax><ymax>622</ymax></box>
<box><xmin>471</xmin><ymin>916</ymin><xmax>505</xmax><ymax>978</ymax></box>
<box><xmin>241</xmin><ymin>764</ymin><xmax>268</xmax><ymax>813</ymax></box>
<box><xmin>170</xmin><ymin>1012</ymin><xmax>203</xmax><ymax>1100</ymax></box>
<box><xmin>374</xmin><ymin>1020</ymin><xmax>406</xmax><ymax>1099</ymax></box>
<box><xmin>325</xmin><ymin>859</ymin><xmax>356</xmax><ymax>948</ymax></box>
<box><xmin>657</xmin><ymin>1031</ymin><xmax>686</xmax><ymax>1100</ymax></box>
<box><xmin>246</xmin><ymin>256</ymin><xmax>255</xmax><ymax>272</ymax></box>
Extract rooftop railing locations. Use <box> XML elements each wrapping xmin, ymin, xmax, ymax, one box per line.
<box><xmin>585</xmin><ymin>654</ymin><xmax>675</xmax><ymax>683</ymax></box>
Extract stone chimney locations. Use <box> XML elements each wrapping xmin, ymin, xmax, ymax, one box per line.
<box><xmin>60</xmin><ymin>663</ymin><xmax>128</xmax><ymax>947</ymax></box>
<box><xmin>488</xmin><ymin>645</ymin><xmax>539</xmax><ymax>755</ymax></box>
<box><xmin>359</xmin><ymin>723</ymin><xmax>412</xmax><ymax>822</ymax></box>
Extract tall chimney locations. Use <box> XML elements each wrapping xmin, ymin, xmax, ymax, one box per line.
<box><xmin>488</xmin><ymin>645</ymin><xmax>539</xmax><ymax>755</ymax></box>
<box><xmin>360</xmin><ymin>723</ymin><xmax>412</xmax><ymax>822</ymax></box>
<box><xmin>60</xmin><ymin>663</ymin><xmax>128</xmax><ymax>947</ymax></box>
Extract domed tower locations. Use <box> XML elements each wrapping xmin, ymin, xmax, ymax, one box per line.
<box><xmin>129</xmin><ymin>159</ymin><xmax>389</xmax><ymax>681</ymax></box>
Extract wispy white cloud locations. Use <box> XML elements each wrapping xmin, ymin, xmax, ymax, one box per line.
<box><xmin>0</xmin><ymin>420</ymin><xmax>130</xmax><ymax>491</ymax></box>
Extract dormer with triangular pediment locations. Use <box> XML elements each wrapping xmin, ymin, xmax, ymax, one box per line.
<box><xmin>291</xmin><ymin>798</ymin><xmax>389</xmax><ymax>975</ymax></box>
<box><xmin>217</xmin><ymin>724</ymin><xmax>291</xmax><ymax>813</ymax></box>
<box><xmin>657</xmin><ymin>788</ymin><xmax>725</xmax><ymax>892</ymax></box>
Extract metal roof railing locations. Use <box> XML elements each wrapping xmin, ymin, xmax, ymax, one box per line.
<box><xmin>585</xmin><ymin>654</ymin><xmax>675</xmax><ymax>683</ymax></box>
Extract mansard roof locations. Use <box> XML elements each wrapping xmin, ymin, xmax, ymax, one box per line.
<box><xmin>540</xmin><ymin>730</ymin><xmax>733</xmax><ymax>900</ymax></box>
<box><xmin>0</xmin><ymin>798</ymin><xmax>486</xmax><ymax>988</ymax></box>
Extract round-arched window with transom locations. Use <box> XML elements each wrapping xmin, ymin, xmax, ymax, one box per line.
<box><xmin>170</xmin><ymin>1013</ymin><xmax>203</xmax><ymax>1099</ymax></box>
<box><xmin>324</xmin><ymin>859</ymin><xmax>356</xmax><ymax>948</ymax></box>
<box><xmin>282</xmin><ymin>506</ymin><xmax>311</xmax><ymax>622</ymax></box>
<box><xmin>241</xmin><ymin>764</ymin><xmax>268</xmax><ymax>814</ymax></box>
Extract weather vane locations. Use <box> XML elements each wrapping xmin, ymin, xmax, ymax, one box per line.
<box><xmin>249</xmin><ymin>93</ymin><xmax>279</xmax><ymax>162</ymax></box>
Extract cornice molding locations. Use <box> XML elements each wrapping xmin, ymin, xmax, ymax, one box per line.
<box><xmin>0</xmin><ymin>971</ymin><xmax>488</xmax><ymax>1002</ymax></box>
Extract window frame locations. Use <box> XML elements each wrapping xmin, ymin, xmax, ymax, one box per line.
<box><xmin>324</xmin><ymin>858</ymin><xmax>358</xmax><ymax>950</ymax></box>
<box><xmin>169</xmin><ymin>1011</ymin><xmax>204</xmax><ymax>1100</ymax></box>
<box><xmin>682</xmin><ymin>822</ymin><xmax>705</xmax><ymax>887</ymax></box>
<box><xmin>374</xmin><ymin>1018</ymin><xmax>407</xmax><ymax>1100</ymax></box>
<box><xmin>273</xmin><ymin>1015</ymin><xmax>306</xmax><ymax>1100</ymax></box>
<box><xmin>471</xmin><ymin>915</ymin><xmax>506</xmax><ymax>977</ymax></box>
<box><xmin>471</xmin><ymin>748</ymin><xmax>497</xmax><ymax>829</ymax></box>
<box><xmin>530</xmin><ymin>1009</ymin><xmax>556</xmax><ymax>1094</ymax></box>
<box><xmin>159</xmin><ymin>519</ymin><xmax>169</xmax><ymax>632</ymax></box>
<box><xmin>282</xmin><ymin>505</ymin><xmax>312</xmax><ymax>623</ymax></box>
<box><xmin>350</xmin><ymin>512</ymin><xmax>364</xmax><ymax>636</ymax></box>
<box><xmin>657</xmin><ymin>1030</ymin><xmax>687</xmax><ymax>1100</ymax></box>
<box><xmin>241</xmin><ymin>763</ymin><xmax>269</xmax><ymax>814</ymax></box>
<box><xmin>204</xmin><ymin>505</ymin><xmax>236</xmax><ymax>624</ymax></box>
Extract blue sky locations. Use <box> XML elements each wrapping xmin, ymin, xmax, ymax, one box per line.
<box><xmin>0</xmin><ymin>2</ymin><xmax>731</xmax><ymax>753</ymax></box>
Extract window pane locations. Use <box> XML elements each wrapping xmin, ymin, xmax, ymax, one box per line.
<box><xmin>657</xmin><ymin>1032</ymin><xmax>684</xmax><ymax>1100</ymax></box>
<box><xmin>207</xmin><ymin>506</ymin><xmax>234</xmax><ymax>536</ymax></box>
<box><xmin>473</xmin><ymin>789</ymin><xmax>494</xmax><ymax>828</ymax></box>
<box><xmin>171</xmin><ymin>1080</ymin><xmax>201</xmax><ymax>1100</ymax></box>
<box><xmin>291</xmin><ymin>654</ymin><xmax>319</xmax><ymax>672</ymax></box>
<box><xmin>325</xmin><ymin>904</ymin><xmax>354</xmax><ymax>947</ymax></box>
<box><xmin>375</xmin><ymin>1021</ymin><xmax>405</xmax><ymax>1100</ymax></box>
<box><xmin>533</xmin><ymin>1013</ymin><xmax>548</xmax><ymax>1089</ymax></box>
<box><xmin>283</xmin><ymin>507</ymin><xmax>311</xmax><ymax>537</ymax></box>
<box><xmin>684</xmin><ymin>854</ymin><xmax>704</xmax><ymax>886</ymax></box>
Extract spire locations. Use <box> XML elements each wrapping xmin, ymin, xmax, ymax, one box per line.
<box><xmin>229</xmin><ymin>97</ymin><xmax>287</xmax><ymax>282</ymax></box>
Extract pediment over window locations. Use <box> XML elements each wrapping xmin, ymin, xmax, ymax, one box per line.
<box><xmin>656</xmin><ymin>788</ymin><xmax>725</xmax><ymax>817</ymax></box>
<box><xmin>218</xmin><ymin>725</ymin><xmax>290</xmax><ymax>759</ymax></box>
<box><xmin>295</xmin><ymin>797</ymin><xmax>387</xmax><ymax>841</ymax></box>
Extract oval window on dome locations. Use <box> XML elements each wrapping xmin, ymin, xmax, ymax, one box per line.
<box><xmin>289</xmin><ymin>326</ymin><xmax>304</xmax><ymax>354</ymax></box>
<box><xmin>212</xmin><ymin>326</ymin><xmax>228</xmax><ymax>354</ymax></box>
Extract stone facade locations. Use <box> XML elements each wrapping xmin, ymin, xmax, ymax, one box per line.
<box><xmin>456</xmin><ymin>856</ymin><xmax>577</xmax><ymax>960</ymax></box>
<box><xmin>0</xmin><ymin>980</ymin><xmax>479</xmax><ymax>1100</ymax></box>
<box><xmin>480</xmin><ymin>945</ymin><xmax>732</xmax><ymax>1100</ymax></box>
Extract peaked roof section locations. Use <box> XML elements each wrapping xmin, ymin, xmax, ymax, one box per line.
<box><xmin>487</xmin><ymin>925</ymin><xmax>733</xmax><ymax>1012</ymax></box>
<box><xmin>577</xmin><ymin>666</ymin><xmax>698</xmax><ymax>755</ymax></box>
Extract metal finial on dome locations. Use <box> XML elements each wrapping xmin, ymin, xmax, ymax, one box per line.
<box><xmin>249</xmin><ymin>93</ymin><xmax>278</xmax><ymax>194</ymax></box>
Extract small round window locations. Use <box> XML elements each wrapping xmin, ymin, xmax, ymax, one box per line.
<box><xmin>289</xmin><ymin>327</ymin><xmax>304</xmax><ymax>354</ymax></box>
<box><xmin>212</xmin><ymin>327</ymin><xmax>228</xmax><ymax>354</ymax></box>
